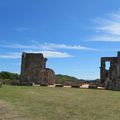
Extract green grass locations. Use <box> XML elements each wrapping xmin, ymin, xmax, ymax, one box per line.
<box><xmin>0</xmin><ymin>85</ymin><xmax>120</xmax><ymax>120</ymax></box>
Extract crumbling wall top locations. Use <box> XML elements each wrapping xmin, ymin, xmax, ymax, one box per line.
<box><xmin>101</xmin><ymin>57</ymin><xmax>117</xmax><ymax>62</ymax></box>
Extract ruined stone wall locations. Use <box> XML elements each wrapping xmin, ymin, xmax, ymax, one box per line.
<box><xmin>20</xmin><ymin>52</ymin><xmax>55</xmax><ymax>85</ymax></box>
<box><xmin>100</xmin><ymin>57</ymin><xmax>117</xmax><ymax>83</ymax></box>
<box><xmin>108</xmin><ymin>63</ymin><xmax>120</xmax><ymax>90</ymax></box>
<box><xmin>100</xmin><ymin>51</ymin><xmax>120</xmax><ymax>90</ymax></box>
<box><xmin>40</xmin><ymin>68</ymin><xmax>55</xmax><ymax>85</ymax></box>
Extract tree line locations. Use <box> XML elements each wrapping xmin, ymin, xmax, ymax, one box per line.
<box><xmin>0</xmin><ymin>71</ymin><xmax>20</xmax><ymax>84</ymax></box>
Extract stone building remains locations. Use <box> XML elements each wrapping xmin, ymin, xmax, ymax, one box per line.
<box><xmin>100</xmin><ymin>51</ymin><xmax>120</xmax><ymax>90</ymax></box>
<box><xmin>20</xmin><ymin>52</ymin><xmax>55</xmax><ymax>85</ymax></box>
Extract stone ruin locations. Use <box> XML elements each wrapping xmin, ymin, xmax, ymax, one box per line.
<box><xmin>100</xmin><ymin>51</ymin><xmax>120</xmax><ymax>90</ymax></box>
<box><xmin>20</xmin><ymin>52</ymin><xmax>55</xmax><ymax>85</ymax></box>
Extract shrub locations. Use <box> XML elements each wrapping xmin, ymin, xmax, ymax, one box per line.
<box><xmin>0</xmin><ymin>71</ymin><xmax>20</xmax><ymax>85</ymax></box>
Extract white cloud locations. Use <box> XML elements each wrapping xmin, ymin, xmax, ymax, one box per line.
<box><xmin>1</xmin><ymin>43</ymin><xmax>39</xmax><ymax>49</ymax></box>
<box><xmin>91</xmin><ymin>9</ymin><xmax>120</xmax><ymax>42</ymax></box>
<box><xmin>41</xmin><ymin>43</ymin><xmax>96</xmax><ymax>51</ymax></box>
<box><xmin>0</xmin><ymin>51</ymin><xmax>72</xmax><ymax>59</ymax></box>
<box><xmin>0</xmin><ymin>42</ymin><xmax>97</xmax><ymax>59</ymax></box>
<box><xmin>91</xmin><ymin>35</ymin><xmax>120</xmax><ymax>42</ymax></box>
<box><xmin>0</xmin><ymin>53</ymin><xmax>21</xmax><ymax>59</ymax></box>
<box><xmin>28</xmin><ymin>50</ymin><xmax>73</xmax><ymax>58</ymax></box>
<box><xmin>0</xmin><ymin>42</ymin><xmax>97</xmax><ymax>51</ymax></box>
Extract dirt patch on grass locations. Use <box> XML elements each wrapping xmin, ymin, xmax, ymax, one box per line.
<box><xmin>0</xmin><ymin>100</ymin><xmax>32</xmax><ymax>120</ymax></box>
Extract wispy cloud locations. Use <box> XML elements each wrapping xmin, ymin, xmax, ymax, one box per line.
<box><xmin>1</xmin><ymin>43</ymin><xmax>38</xmax><ymax>49</ymax></box>
<box><xmin>0</xmin><ymin>42</ymin><xmax>97</xmax><ymax>51</ymax></box>
<box><xmin>90</xmin><ymin>9</ymin><xmax>120</xmax><ymax>42</ymax></box>
<box><xmin>0</xmin><ymin>42</ymin><xmax>97</xmax><ymax>59</ymax></box>
<box><xmin>40</xmin><ymin>43</ymin><xmax>96</xmax><ymax>51</ymax></box>
<box><xmin>27</xmin><ymin>50</ymin><xmax>73</xmax><ymax>58</ymax></box>
<box><xmin>0</xmin><ymin>51</ymin><xmax>72</xmax><ymax>59</ymax></box>
<box><xmin>0</xmin><ymin>53</ymin><xmax>21</xmax><ymax>59</ymax></box>
<box><xmin>91</xmin><ymin>35</ymin><xmax>120</xmax><ymax>42</ymax></box>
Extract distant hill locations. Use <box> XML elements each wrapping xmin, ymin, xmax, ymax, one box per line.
<box><xmin>55</xmin><ymin>74</ymin><xmax>100</xmax><ymax>85</ymax></box>
<box><xmin>55</xmin><ymin>74</ymin><xmax>79</xmax><ymax>81</ymax></box>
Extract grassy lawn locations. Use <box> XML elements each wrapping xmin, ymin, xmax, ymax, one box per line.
<box><xmin>0</xmin><ymin>85</ymin><xmax>120</xmax><ymax>120</ymax></box>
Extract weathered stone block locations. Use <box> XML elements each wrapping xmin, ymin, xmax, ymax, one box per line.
<box><xmin>100</xmin><ymin>51</ymin><xmax>120</xmax><ymax>90</ymax></box>
<box><xmin>20</xmin><ymin>52</ymin><xmax>55</xmax><ymax>85</ymax></box>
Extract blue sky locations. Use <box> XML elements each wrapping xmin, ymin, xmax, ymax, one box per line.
<box><xmin>0</xmin><ymin>0</ymin><xmax>120</xmax><ymax>79</ymax></box>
